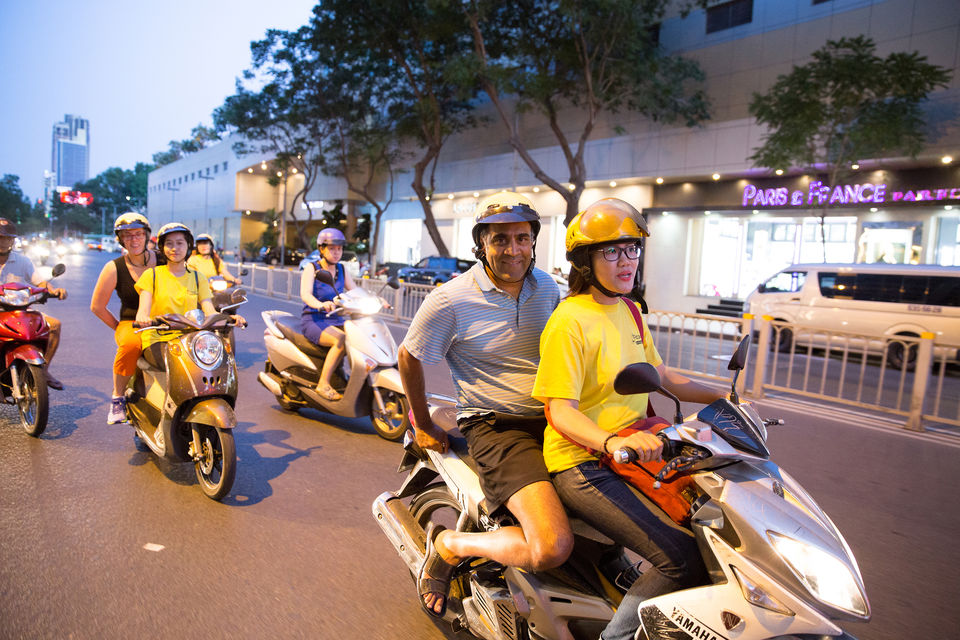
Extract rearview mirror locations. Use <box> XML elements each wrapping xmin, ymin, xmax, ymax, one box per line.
<box><xmin>613</xmin><ymin>363</ymin><xmax>661</xmax><ymax>396</ymax></box>
<box><xmin>727</xmin><ymin>335</ymin><xmax>751</xmax><ymax>371</ymax></box>
<box><xmin>314</xmin><ymin>267</ymin><xmax>335</xmax><ymax>287</ymax></box>
<box><xmin>387</xmin><ymin>277</ymin><xmax>400</xmax><ymax>290</ymax></box>
<box><xmin>51</xmin><ymin>263</ymin><xmax>66</xmax><ymax>278</ymax></box>
<box><xmin>240</xmin><ymin>268</ymin><xmax>249</xmax><ymax>276</ymax></box>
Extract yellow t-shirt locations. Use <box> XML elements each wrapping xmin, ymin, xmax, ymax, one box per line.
<box><xmin>186</xmin><ymin>254</ymin><xmax>220</xmax><ymax>280</ymax></box>
<box><xmin>532</xmin><ymin>295</ymin><xmax>663</xmax><ymax>474</ymax></box>
<box><xmin>134</xmin><ymin>266</ymin><xmax>212</xmax><ymax>347</ymax></box>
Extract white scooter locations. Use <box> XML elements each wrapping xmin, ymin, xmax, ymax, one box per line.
<box><xmin>373</xmin><ymin>335</ymin><xmax>870</xmax><ymax>640</ymax></box>
<box><xmin>258</xmin><ymin>277</ymin><xmax>410</xmax><ymax>441</ymax></box>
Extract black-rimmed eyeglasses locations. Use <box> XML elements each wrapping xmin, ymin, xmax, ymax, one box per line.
<box><xmin>593</xmin><ymin>244</ymin><xmax>641</xmax><ymax>262</ymax></box>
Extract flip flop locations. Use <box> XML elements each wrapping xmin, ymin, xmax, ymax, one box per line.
<box><xmin>418</xmin><ymin>523</ymin><xmax>457</xmax><ymax>619</ymax></box>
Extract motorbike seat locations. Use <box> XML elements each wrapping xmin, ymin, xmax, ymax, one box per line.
<box><xmin>274</xmin><ymin>316</ymin><xmax>329</xmax><ymax>359</ymax></box>
<box><xmin>428</xmin><ymin>405</ymin><xmax>479</xmax><ymax>475</ymax></box>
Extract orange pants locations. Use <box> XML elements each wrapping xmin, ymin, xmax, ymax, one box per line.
<box><xmin>114</xmin><ymin>321</ymin><xmax>142</xmax><ymax>376</ymax></box>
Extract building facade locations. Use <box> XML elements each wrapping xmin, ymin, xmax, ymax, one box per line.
<box><xmin>149</xmin><ymin>0</ymin><xmax>959</xmax><ymax>313</ymax></box>
<box><xmin>51</xmin><ymin>114</ymin><xmax>90</xmax><ymax>191</ymax></box>
<box><xmin>146</xmin><ymin>135</ymin><xmax>352</xmax><ymax>257</ymax></box>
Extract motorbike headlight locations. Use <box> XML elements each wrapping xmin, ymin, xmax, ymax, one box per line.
<box><xmin>211</xmin><ymin>279</ymin><xmax>229</xmax><ymax>292</ymax></box>
<box><xmin>355</xmin><ymin>296</ymin><xmax>382</xmax><ymax>315</ymax></box>
<box><xmin>2</xmin><ymin>289</ymin><xmax>37</xmax><ymax>307</ymax></box>
<box><xmin>769</xmin><ymin>532</ymin><xmax>868</xmax><ymax>617</ymax></box>
<box><xmin>192</xmin><ymin>331</ymin><xmax>223</xmax><ymax>367</ymax></box>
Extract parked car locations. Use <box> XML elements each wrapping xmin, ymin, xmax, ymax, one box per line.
<box><xmin>298</xmin><ymin>249</ymin><xmax>361</xmax><ymax>279</ymax></box>
<box><xmin>261</xmin><ymin>246</ymin><xmax>309</xmax><ymax>266</ymax></box>
<box><xmin>397</xmin><ymin>256</ymin><xmax>475</xmax><ymax>285</ymax></box>
<box><xmin>361</xmin><ymin>261</ymin><xmax>408</xmax><ymax>279</ymax></box>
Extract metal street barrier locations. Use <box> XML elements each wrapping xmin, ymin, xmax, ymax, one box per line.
<box><xmin>227</xmin><ymin>261</ymin><xmax>958</xmax><ymax>432</ymax></box>
<box><xmin>747</xmin><ymin>314</ymin><xmax>959</xmax><ymax>432</ymax></box>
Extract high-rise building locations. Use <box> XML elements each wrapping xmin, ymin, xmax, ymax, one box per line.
<box><xmin>51</xmin><ymin>114</ymin><xmax>90</xmax><ymax>190</ymax></box>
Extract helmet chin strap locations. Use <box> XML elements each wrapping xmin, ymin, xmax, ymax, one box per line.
<box><xmin>575</xmin><ymin>263</ymin><xmax>624</xmax><ymax>298</ymax></box>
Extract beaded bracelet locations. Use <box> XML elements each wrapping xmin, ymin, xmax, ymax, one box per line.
<box><xmin>602</xmin><ymin>434</ymin><xmax>617</xmax><ymax>454</ymax></box>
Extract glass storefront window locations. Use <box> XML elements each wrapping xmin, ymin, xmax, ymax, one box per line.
<box><xmin>935</xmin><ymin>216</ymin><xmax>959</xmax><ymax>266</ymax></box>
<box><xmin>698</xmin><ymin>214</ymin><xmax>857</xmax><ymax>299</ymax></box>
<box><xmin>384</xmin><ymin>218</ymin><xmax>422</xmax><ymax>264</ymax></box>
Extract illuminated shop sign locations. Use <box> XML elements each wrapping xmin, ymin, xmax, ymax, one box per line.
<box><xmin>742</xmin><ymin>181</ymin><xmax>960</xmax><ymax>208</ymax></box>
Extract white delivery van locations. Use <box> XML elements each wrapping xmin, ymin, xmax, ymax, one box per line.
<box><xmin>745</xmin><ymin>263</ymin><xmax>960</xmax><ymax>367</ymax></box>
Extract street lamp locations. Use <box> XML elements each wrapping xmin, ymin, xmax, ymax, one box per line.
<box><xmin>278</xmin><ymin>171</ymin><xmax>288</xmax><ymax>267</ymax></box>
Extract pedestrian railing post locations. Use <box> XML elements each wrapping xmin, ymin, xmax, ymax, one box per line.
<box><xmin>750</xmin><ymin>315</ymin><xmax>771</xmax><ymax>399</ymax></box>
<box><xmin>267</xmin><ymin>268</ymin><xmax>274</xmax><ymax>296</ymax></box>
<box><xmin>906</xmin><ymin>333</ymin><xmax>934</xmax><ymax>432</ymax></box>
<box><xmin>737</xmin><ymin>313</ymin><xmax>753</xmax><ymax>398</ymax></box>
<box><xmin>286</xmin><ymin>269</ymin><xmax>293</xmax><ymax>300</ymax></box>
<box><xmin>394</xmin><ymin>283</ymin><xmax>402</xmax><ymax>322</ymax></box>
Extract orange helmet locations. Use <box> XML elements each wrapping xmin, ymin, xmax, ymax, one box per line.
<box><xmin>565</xmin><ymin>198</ymin><xmax>647</xmax><ymax>259</ymax></box>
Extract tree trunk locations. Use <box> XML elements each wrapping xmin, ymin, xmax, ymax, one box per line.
<box><xmin>411</xmin><ymin>151</ymin><xmax>449</xmax><ymax>256</ymax></box>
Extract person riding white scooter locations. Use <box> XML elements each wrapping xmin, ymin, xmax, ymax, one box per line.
<box><xmin>258</xmin><ymin>257</ymin><xmax>407</xmax><ymax>441</ymax></box>
<box><xmin>299</xmin><ymin>228</ymin><xmax>355</xmax><ymax>401</ymax></box>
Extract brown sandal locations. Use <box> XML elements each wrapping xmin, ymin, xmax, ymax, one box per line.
<box><xmin>418</xmin><ymin>523</ymin><xmax>457</xmax><ymax>618</ymax></box>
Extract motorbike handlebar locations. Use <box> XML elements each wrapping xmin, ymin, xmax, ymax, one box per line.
<box><xmin>612</xmin><ymin>433</ymin><xmax>673</xmax><ymax>465</ymax></box>
<box><xmin>133</xmin><ymin>319</ymin><xmax>167</xmax><ymax>332</ymax></box>
<box><xmin>613</xmin><ymin>433</ymin><xmax>709</xmax><ymax>490</ymax></box>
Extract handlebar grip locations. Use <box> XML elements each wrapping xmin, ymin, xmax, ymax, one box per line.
<box><xmin>612</xmin><ymin>447</ymin><xmax>636</xmax><ymax>464</ymax></box>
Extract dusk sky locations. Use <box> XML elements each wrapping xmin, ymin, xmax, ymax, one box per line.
<box><xmin>0</xmin><ymin>0</ymin><xmax>317</xmax><ymax>202</ymax></box>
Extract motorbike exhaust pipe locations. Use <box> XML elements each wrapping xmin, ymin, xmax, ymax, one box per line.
<box><xmin>257</xmin><ymin>370</ymin><xmax>283</xmax><ymax>396</ymax></box>
<box><xmin>372</xmin><ymin>491</ymin><xmax>426</xmax><ymax>575</ymax></box>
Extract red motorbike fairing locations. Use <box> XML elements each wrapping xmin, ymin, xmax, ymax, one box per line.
<box><xmin>4</xmin><ymin>343</ymin><xmax>45</xmax><ymax>368</ymax></box>
<box><xmin>0</xmin><ymin>310</ymin><xmax>49</xmax><ymax>341</ymax></box>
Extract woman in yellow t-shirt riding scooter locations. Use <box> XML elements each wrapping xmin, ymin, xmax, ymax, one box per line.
<box><xmin>135</xmin><ymin>223</ymin><xmax>245</xmax><ymax>367</ymax></box>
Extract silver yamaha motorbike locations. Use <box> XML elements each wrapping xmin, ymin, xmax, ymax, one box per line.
<box><xmin>373</xmin><ymin>336</ymin><xmax>870</xmax><ymax>640</ymax></box>
<box><xmin>258</xmin><ymin>277</ymin><xmax>410</xmax><ymax>441</ymax></box>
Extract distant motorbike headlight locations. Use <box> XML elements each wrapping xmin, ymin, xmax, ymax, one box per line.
<box><xmin>192</xmin><ymin>331</ymin><xmax>223</xmax><ymax>368</ymax></box>
<box><xmin>769</xmin><ymin>532</ymin><xmax>869</xmax><ymax>617</ymax></box>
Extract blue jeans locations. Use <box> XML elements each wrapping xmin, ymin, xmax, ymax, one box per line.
<box><xmin>552</xmin><ymin>461</ymin><xmax>706</xmax><ymax>640</ymax></box>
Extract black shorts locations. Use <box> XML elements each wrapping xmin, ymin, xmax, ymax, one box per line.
<box><xmin>458</xmin><ymin>412</ymin><xmax>551</xmax><ymax>514</ymax></box>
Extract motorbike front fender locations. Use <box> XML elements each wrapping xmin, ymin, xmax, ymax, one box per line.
<box><xmin>5</xmin><ymin>344</ymin><xmax>45</xmax><ymax>369</ymax></box>
<box><xmin>369</xmin><ymin>367</ymin><xmax>404</xmax><ymax>394</ymax></box>
<box><xmin>184</xmin><ymin>397</ymin><xmax>237</xmax><ymax>430</ymax></box>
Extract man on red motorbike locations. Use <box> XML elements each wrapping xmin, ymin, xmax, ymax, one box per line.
<box><xmin>0</xmin><ymin>218</ymin><xmax>68</xmax><ymax>389</ymax></box>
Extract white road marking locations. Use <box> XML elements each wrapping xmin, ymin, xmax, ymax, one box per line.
<box><xmin>143</xmin><ymin>543</ymin><xmax>165</xmax><ymax>552</ymax></box>
<box><xmin>754</xmin><ymin>393</ymin><xmax>960</xmax><ymax>448</ymax></box>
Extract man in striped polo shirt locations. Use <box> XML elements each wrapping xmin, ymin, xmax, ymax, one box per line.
<box><xmin>399</xmin><ymin>191</ymin><xmax>574</xmax><ymax>618</ymax></box>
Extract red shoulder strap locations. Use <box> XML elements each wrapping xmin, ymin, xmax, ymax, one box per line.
<box><xmin>621</xmin><ymin>298</ymin><xmax>657</xmax><ymax>418</ymax></box>
<box><xmin>621</xmin><ymin>298</ymin><xmax>644</xmax><ymax>346</ymax></box>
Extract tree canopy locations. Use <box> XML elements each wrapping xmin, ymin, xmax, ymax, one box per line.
<box><xmin>749</xmin><ymin>36</ymin><xmax>951</xmax><ymax>173</ymax></box>
<box><xmin>459</xmin><ymin>0</ymin><xmax>710</xmax><ymax>222</ymax></box>
<box><xmin>0</xmin><ymin>175</ymin><xmax>34</xmax><ymax>224</ymax></box>
<box><xmin>152</xmin><ymin>124</ymin><xmax>221</xmax><ymax>167</ymax></box>
<box><xmin>749</xmin><ymin>36</ymin><xmax>951</xmax><ymax>255</ymax></box>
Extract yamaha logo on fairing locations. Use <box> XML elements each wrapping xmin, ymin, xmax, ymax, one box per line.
<box><xmin>670</xmin><ymin>607</ymin><xmax>727</xmax><ymax>640</ymax></box>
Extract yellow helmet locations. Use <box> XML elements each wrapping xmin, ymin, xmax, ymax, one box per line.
<box><xmin>565</xmin><ymin>198</ymin><xmax>648</xmax><ymax>258</ymax></box>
